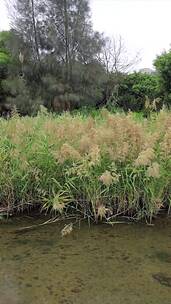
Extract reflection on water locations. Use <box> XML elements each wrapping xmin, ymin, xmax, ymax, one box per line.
<box><xmin>0</xmin><ymin>216</ymin><xmax>171</xmax><ymax>304</ymax></box>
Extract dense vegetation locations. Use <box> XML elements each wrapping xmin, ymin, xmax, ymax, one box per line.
<box><xmin>0</xmin><ymin>109</ymin><xmax>171</xmax><ymax>223</ymax></box>
<box><xmin>1</xmin><ymin>0</ymin><xmax>171</xmax><ymax>225</ymax></box>
<box><xmin>0</xmin><ymin>0</ymin><xmax>171</xmax><ymax>116</ymax></box>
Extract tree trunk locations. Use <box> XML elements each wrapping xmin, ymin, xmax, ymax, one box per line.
<box><xmin>30</xmin><ymin>0</ymin><xmax>40</xmax><ymax>62</ymax></box>
<box><xmin>64</xmin><ymin>0</ymin><xmax>70</xmax><ymax>82</ymax></box>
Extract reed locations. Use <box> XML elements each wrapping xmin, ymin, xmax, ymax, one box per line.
<box><xmin>0</xmin><ymin>108</ymin><xmax>170</xmax><ymax>223</ymax></box>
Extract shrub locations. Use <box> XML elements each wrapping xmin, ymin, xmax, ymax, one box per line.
<box><xmin>109</xmin><ymin>72</ymin><xmax>161</xmax><ymax>112</ymax></box>
<box><xmin>2</xmin><ymin>77</ymin><xmax>42</xmax><ymax>115</ymax></box>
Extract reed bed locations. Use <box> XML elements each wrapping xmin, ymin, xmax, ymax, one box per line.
<box><xmin>0</xmin><ymin>108</ymin><xmax>171</xmax><ymax>223</ymax></box>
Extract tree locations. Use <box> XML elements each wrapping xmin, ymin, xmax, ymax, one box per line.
<box><xmin>7</xmin><ymin>0</ymin><xmax>44</xmax><ymax>61</ymax></box>
<box><xmin>43</xmin><ymin>1</ymin><xmax>104</xmax><ymax>77</ymax></box>
<box><xmin>5</xmin><ymin>0</ymin><xmax>107</xmax><ymax>112</ymax></box>
<box><xmin>101</xmin><ymin>36</ymin><xmax>140</xmax><ymax>74</ymax></box>
<box><xmin>2</xmin><ymin>76</ymin><xmax>42</xmax><ymax>115</ymax></box>
<box><xmin>116</xmin><ymin>72</ymin><xmax>160</xmax><ymax>112</ymax></box>
<box><xmin>0</xmin><ymin>31</ymin><xmax>12</xmax><ymax>65</ymax></box>
<box><xmin>30</xmin><ymin>0</ymin><xmax>40</xmax><ymax>61</ymax></box>
<box><xmin>0</xmin><ymin>29</ymin><xmax>43</xmax><ymax>115</ymax></box>
<box><xmin>154</xmin><ymin>50</ymin><xmax>171</xmax><ymax>106</ymax></box>
<box><xmin>97</xmin><ymin>36</ymin><xmax>141</xmax><ymax>108</ymax></box>
<box><xmin>0</xmin><ymin>31</ymin><xmax>12</xmax><ymax>111</ymax></box>
<box><xmin>0</xmin><ymin>30</ymin><xmax>30</xmax><ymax>77</ymax></box>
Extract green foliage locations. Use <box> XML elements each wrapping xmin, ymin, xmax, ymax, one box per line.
<box><xmin>154</xmin><ymin>50</ymin><xmax>171</xmax><ymax>105</ymax></box>
<box><xmin>0</xmin><ymin>2</ymin><xmax>169</xmax><ymax>115</ymax></box>
<box><xmin>0</xmin><ymin>31</ymin><xmax>12</xmax><ymax>45</ymax></box>
<box><xmin>0</xmin><ymin>31</ymin><xmax>13</xmax><ymax>65</ymax></box>
<box><xmin>2</xmin><ymin>77</ymin><xmax>42</xmax><ymax>115</ymax></box>
<box><xmin>115</xmin><ymin>72</ymin><xmax>161</xmax><ymax>112</ymax></box>
<box><xmin>0</xmin><ymin>31</ymin><xmax>20</xmax><ymax>111</ymax></box>
<box><xmin>3</xmin><ymin>0</ymin><xmax>107</xmax><ymax>113</ymax></box>
<box><xmin>40</xmin><ymin>61</ymin><xmax>107</xmax><ymax>110</ymax></box>
<box><xmin>0</xmin><ymin>52</ymin><xmax>10</xmax><ymax>65</ymax></box>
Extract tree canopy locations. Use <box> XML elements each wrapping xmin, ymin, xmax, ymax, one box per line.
<box><xmin>154</xmin><ymin>50</ymin><xmax>171</xmax><ymax>106</ymax></box>
<box><xmin>0</xmin><ymin>0</ymin><xmax>168</xmax><ymax>116</ymax></box>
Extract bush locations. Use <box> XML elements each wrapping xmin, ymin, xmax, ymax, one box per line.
<box><xmin>109</xmin><ymin>72</ymin><xmax>161</xmax><ymax>112</ymax></box>
<box><xmin>2</xmin><ymin>77</ymin><xmax>43</xmax><ymax>115</ymax></box>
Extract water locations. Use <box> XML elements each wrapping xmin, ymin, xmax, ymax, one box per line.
<box><xmin>0</xmin><ymin>216</ymin><xmax>171</xmax><ymax>304</ymax></box>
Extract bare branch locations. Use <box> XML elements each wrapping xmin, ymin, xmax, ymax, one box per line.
<box><xmin>101</xmin><ymin>35</ymin><xmax>141</xmax><ymax>74</ymax></box>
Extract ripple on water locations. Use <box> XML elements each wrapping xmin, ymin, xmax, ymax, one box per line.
<box><xmin>0</xmin><ymin>218</ymin><xmax>171</xmax><ymax>304</ymax></box>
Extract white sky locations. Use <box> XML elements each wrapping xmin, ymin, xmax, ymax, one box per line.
<box><xmin>0</xmin><ymin>0</ymin><xmax>171</xmax><ymax>69</ymax></box>
<box><xmin>0</xmin><ymin>0</ymin><xmax>10</xmax><ymax>31</ymax></box>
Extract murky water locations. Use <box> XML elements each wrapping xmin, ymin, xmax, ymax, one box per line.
<box><xmin>0</xmin><ymin>216</ymin><xmax>171</xmax><ymax>304</ymax></box>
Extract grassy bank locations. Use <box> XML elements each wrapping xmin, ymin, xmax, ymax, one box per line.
<box><xmin>0</xmin><ymin>108</ymin><xmax>171</xmax><ymax>223</ymax></box>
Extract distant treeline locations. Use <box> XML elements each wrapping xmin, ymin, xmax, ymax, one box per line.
<box><xmin>0</xmin><ymin>0</ymin><xmax>171</xmax><ymax>115</ymax></box>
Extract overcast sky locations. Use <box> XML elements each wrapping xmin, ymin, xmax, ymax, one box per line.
<box><xmin>0</xmin><ymin>0</ymin><xmax>171</xmax><ymax>69</ymax></box>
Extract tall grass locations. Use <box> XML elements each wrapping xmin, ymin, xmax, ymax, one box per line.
<box><xmin>0</xmin><ymin>108</ymin><xmax>171</xmax><ymax>223</ymax></box>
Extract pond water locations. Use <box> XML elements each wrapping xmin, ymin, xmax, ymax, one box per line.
<box><xmin>0</xmin><ymin>216</ymin><xmax>171</xmax><ymax>304</ymax></box>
